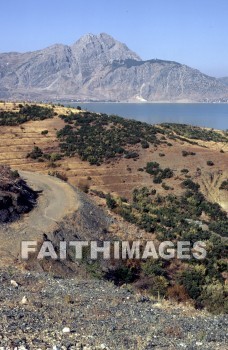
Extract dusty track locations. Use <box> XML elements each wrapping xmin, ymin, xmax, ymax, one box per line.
<box><xmin>0</xmin><ymin>171</ymin><xmax>80</xmax><ymax>266</ymax></box>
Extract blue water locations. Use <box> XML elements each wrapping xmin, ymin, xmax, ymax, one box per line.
<box><xmin>66</xmin><ymin>103</ymin><xmax>228</xmax><ymax>130</ymax></box>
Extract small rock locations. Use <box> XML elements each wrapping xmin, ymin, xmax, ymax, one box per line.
<box><xmin>62</xmin><ymin>327</ymin><xmax>71</xmax><ymax>333</ymax></box>
<box><xmin>21</xmin><ymin>296</ymin><xmax>28</xmax><ymax>305</ymax></box>
<box><xmin>10</xmin><ymin>280</ymin><xmax>19</xmax><ymax>288</ymax></box>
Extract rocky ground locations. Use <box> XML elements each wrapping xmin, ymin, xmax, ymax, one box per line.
<box><xmin>0</xmin><ymin>268</ymin><xmax>227</xmax><ymax>350</ymax></box>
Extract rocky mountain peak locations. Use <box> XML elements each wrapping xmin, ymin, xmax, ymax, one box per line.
<box><xmin>0</xmin><ymin>33</ymin><xmax>227</xmax><ymax>101</ymax></box>
<box><xmin>71</xmin><ymin>32</ymin><xmax>141</xmax><ymax>63</ymax></box>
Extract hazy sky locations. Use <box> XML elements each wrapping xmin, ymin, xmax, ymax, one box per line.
<box><xmin>1</xmin><ymin>0</ymin><xmax>228</xmax><ymax>77</ymax></box>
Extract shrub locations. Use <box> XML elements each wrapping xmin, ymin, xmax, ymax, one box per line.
<box><xmin>106</xmin><ymin>264</ymin><xmax>138</xmax><ymax>285</ymax></box>
<box><xmin>201</xmin><ymin>281</ymin><xmax>228</xmax><ymax>314</ymax></box>
<box><xmin>48</xmin><ymin>171</ymin><xmax>68</xmax><ymax>182</ymax></box>
<box><xmin>219</xmin><ymin>180</ymin><xmax>228</xmax><ymax>191</ymax></box>
<box><xmin>181</xmin><ymin>179</ymin><xmax>200</xmax><ymax>191</ymax></box>
<box><xmin>161</xmin><ymin>123</ymin><xmax>228</xmax><ymax>143</ymax></box>
<box><xmin>141</xmin><ymin>140</ymin><xmax>149</xmax><ymax>149</ymax></box>
<box><xmin>148</xmin><ymin>275</ymin><xmax>169</xmax><ymax>297</ymax></box>
<box><xmin>146</xmin><ymin>162</ymin><xmax>160</xmax><ymax>175</ymax></box>
<box><xmin>10</xmin><ymin>170</ymin><xmax>20</xmax><ymax>179</ymax></box>
<box><xmin>78</xmin><ymin>180</ymin><xmax>90</xmax><ymax>193</ymax></box>
<box><xmin>207</xmin><ymin>160</ymin><xmax>214</xmax><ymax>166</ymax></box>
<box><xmin>181</xmin><ymin>168</ymin><xmax>189</xmax><ymax>174</ymax></box>
<box><xmin>41</xmin><ymin>130</ymin><xmax>49</xmax><ymax>135</ymax></box>
<box><xmin>162</xmin><ymin>183</ymin><xmax>171</xmax><ymax>190</ymax></box>
<box><xmin>167</xmin><ymin>284</ymin><xmax>190</xmax><ymax>303</ymax></box>
<box><xmin>182</xmin><ymin>150</ymin><xmax>196</xmax><ymax>157</ymax></box>
<box><xmin>27</xmin><ymin>146</ymin><xmax>43</xmax><ymax>160</ymax></box>
<box><xmin>161</xmin><ymin>168</ymin><xmax>173</xmax><ymax>179</ymax></box>
<box><xmin>141</xmin><ymin>259</ymin><xmax>167</xmax><ymax>277</ymax></box>
<box><xmin>146</xmin><ymin>162</ymin><xmax>173</xmax><ymax>180</ymax></box>
<box><xmin>153</xmin><ymin>176</ymin><xmax>162</xmax><ymax>184</ymax></box>
<box><xmin>104</xmin><ymin>182</ymin><xmax>227</xmax><ymax>312</ymax></box>
<box><xmin>57</xmin><ymin>111</ymin><xmax>161</xmax><ymax>164</ymax></box>
<box><xmin>182</xmin><ymin>150</ymin><xmax>188</xmax><ymax>157</ymax></box>
<box><xmin>179</xmin><ymin>266</ymin><xmax>205</xmax><ymax>300</ymax></box>
<box><xmin>0</xmin><ymin>105</ymin><xmax>54</xmax><ymax>126</ymax></box>
<box><xmin>125</xmin><ymin>152</ymin><xmax>139</xmax><ymax>159</ymax></box>
<box><xmin>50</xmin><ymin>153</ymin><xmax>62</xmax><ymax>162</ymax></box>
<box><xmin>106</xmin><ymin>193</ymin><xmax>117</xmax><ymax>209</ymax></box>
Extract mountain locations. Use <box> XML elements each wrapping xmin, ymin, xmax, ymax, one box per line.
<box><xmin>219</xmin><ymin>77</ymin><xmax>228</xmax><ymax>86</ymax></box>
<box><xmin>0</xmin><ymin>33</ymin><xmax>227</xmax><ymax>102</ymax></box>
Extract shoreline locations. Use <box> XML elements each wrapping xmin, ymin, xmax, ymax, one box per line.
<box><xmin>59</xmin><ymin>100</ymin><xmax>228</xmax><ymax>105</ymax></box>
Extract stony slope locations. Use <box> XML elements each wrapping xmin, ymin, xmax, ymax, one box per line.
<box><xmin>0</xmin><ymin>33</ymin><xmax>227</xmax><ymax>102</ymax></box>
<box><xmin>0</xmin><ymin>268</ymin><xmax>227</xmax><ymax>350</ymax></box>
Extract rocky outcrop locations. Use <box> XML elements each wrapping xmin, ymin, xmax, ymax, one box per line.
<box><xmin>0</xmin><ymin>166</ymin><xmax>37</xmax><ymax>223</ymax></box>
<box><xmin>0</xmin><ymin>33</ymin><xmax>227</xmax><ymax>102</ymax></box>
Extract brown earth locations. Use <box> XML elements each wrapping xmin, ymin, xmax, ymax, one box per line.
<box><xmin>0</xmin><ymin>102</ymin><xmax>227</xmax><ymax>212</ymax></box>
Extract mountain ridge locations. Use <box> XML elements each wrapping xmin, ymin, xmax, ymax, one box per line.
<box><xmin>0</xmin><ymin>33</ymin><xmax>227</xmax><ymax>102</ymax></box>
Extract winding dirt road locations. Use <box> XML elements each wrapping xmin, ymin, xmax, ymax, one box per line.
<box><xmin>0</xmin><ymin>171</ymin><xmax>80</xmax><ymax>266</ymax></box>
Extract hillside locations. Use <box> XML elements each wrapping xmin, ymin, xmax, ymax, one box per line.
<box><xmin>0</xmin><ymin>33</ymin><xmax>228</xmax><ymax>102</ymax></box>
<box><xmin>219</xmin><ymin>77</ymin><xmax>228</xmax><ymax>86</ymax></box>
<box><xmin>0</xmin><ymin>268</ymin><xmax>227</xmax><ymax>349</ymax></box>
<box><xmin>1</xmin><ymin>102</ymin><xmax>227</xmax><ymax>211</ymax></box>
<box><xmin>0</xmin><ymin>102</ymin><xmax>227</xmax><ymax>322</ymax></box>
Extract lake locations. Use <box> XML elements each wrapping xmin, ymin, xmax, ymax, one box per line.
<box><xmin>66</xmin><ymin>103</ymin><xmax>228</xmax><ymax>130</ymax></box>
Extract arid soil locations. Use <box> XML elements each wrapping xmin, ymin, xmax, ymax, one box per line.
<box><xmin>0</xmin><ymin>171</ymin><xmax>80</xmax><ymax>267</ymax></box>
<box><xmin>0</xmin><ymin>103</ymin><xmax>227</xmax><ymax>211</ymax></box>
<box><xmin>0</xmin><ymin>103</ymin><xmax>227</xmax><ymax>350</ymax></box>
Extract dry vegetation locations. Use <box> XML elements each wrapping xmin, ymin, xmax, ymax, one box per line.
<box><xmin>0</xmin><ymin>102</ymin><xmax>228</xmax><ymax>313</ymax></box>
<box><xmin>0</xmin><ymin>102</ymin><xmax>227</xmax><ymax>211</ymax></box>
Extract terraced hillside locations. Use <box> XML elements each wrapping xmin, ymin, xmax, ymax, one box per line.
<box><xmin>0</xmin><ymin>102</ymin><xmax>227</xmax><ymax>314</ymax></box>
<box><xmin>0</xmin><ymin>102</ymin><xmax>227</xmax><ymax>211</ymax></box>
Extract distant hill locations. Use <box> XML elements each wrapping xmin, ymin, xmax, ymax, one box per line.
<box><xmin>0</xmin><ymin>33</ymin><xmax>228</xmax><ymax>102</ymax></box>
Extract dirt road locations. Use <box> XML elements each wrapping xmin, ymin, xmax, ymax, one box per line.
<box><xmin>0</xmin><ymin>171</ymin><xmax>80</xmax><ymax>265</ymax></box>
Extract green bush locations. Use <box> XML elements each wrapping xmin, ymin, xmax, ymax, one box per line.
<box><xmin>10</xmin><ymin>170</ymin><xmax>20</xmax><ymax>179</ymax></box>
<box><xmin>207</xmin><ymin>160</ymin><xmax>214</xmax><ymax>166</ymax></box>
<box><xmin>181</xmin><ymin>168</ymin><xmax>189</xmax><ymax>174</ymax></box>
<box><xmin>179</xmin><ymin>266</ymin><xmax>205</xmax><ymax>300</ymax></box>
<box><xmin>161</xmin><ymin>123</ymin><xmax>228</xmax><ymax>143</ymax></box>
<box><xmin>219</xmin><ymin>180</ymin><xmax>228</xmax><ymax>191</ymax></box>
<box><xmin>181</xmin><ymin>179</ymin><xmax>200</xmax><ymax>191</ymax></box>
<box><xmin>106</xmin><ymin>193</ymin><xmax>117</xmax><ymax>209</ymax></box>
<box><xmin>182</xmin><ymin>150</ymin><xmax>196</xmax><ymax>157</ymax></box>
<box><xmin>57</xmin><ymin>111</ymin><xmax>162</xmax><ymax>165</ymax></box>
<box><xmin>201</xmin><ymin>281</ymin><xmax>228</xmax><ymax>314</ymax></box>
<box><xmin>27</xmin><ymin>146</ymin><xmax>43</xmax><ymax>160</ymax></box>
<box><xmin>0</xmin><ymin>104</ymin><xmax>55</xmax><ymax>126</ymax></box>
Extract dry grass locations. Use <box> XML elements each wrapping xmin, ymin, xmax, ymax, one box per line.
<box><xmin>0</xmin><ymin>102</ymin><xmax>227</xmax><ymax>213</ymax></box>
